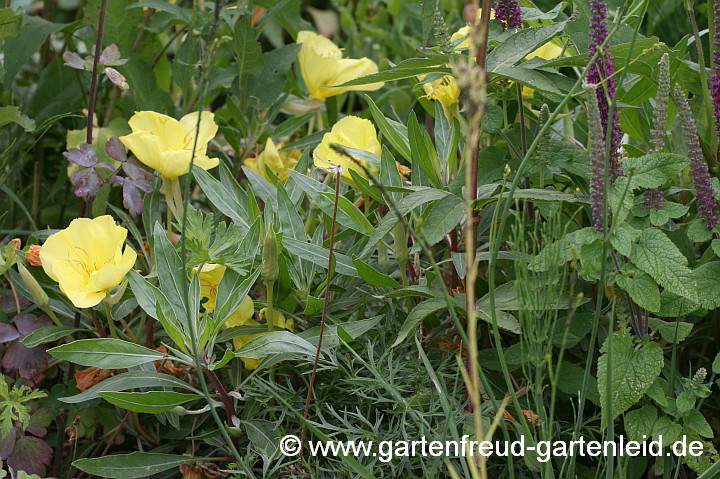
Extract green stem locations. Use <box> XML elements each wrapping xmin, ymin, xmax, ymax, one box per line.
<box><xmin>103</xmin><ymin>300</ymin><xmax>118</xmax><ymax>339</ymax></box>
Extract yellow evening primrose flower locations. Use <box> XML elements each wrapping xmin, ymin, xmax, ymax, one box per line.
<box><xmin>451</xmin><ymin>9</ymin><xmax>495</xmax><ymax>50</ymax></box>
<box><xmin>521</xmin><ymin>42</ymin><xmax>565</xmax><ymax>97</ymax></box>
<box><xmin>418</xmin><ymin>74</ymin><xmax>460</xmax><ymax>117</ymax></box>
<box><xmin>228</xmin><ymin>307</ymin><xmax>294</xmax><ymax>370</ymax></box>
<box><xmin>119</xmin><ymin>111</ymin><xmax>219</xmax><ymax>179</ymax></box>
<box><xmin>296</xmin><ymin>30</ymin><xmax>384</xmax><ymax>101</ymax></box>
<box><xmin>244</xmin><ymin>138</ymin><xmax>300</xmax><ymax>182</ymax></box>
<box><xmin>313</xmin><ymin>116</ymin><xmax>381</xmax><ymax>180</ymax></box>
<box><xmin>39</xmin><ymin>215</ymin><xmax>137</xmax><ymax>308</ymax></box>
<box><xmin>192</xmin><ymin>263</ymin><xmax>226</xmax><ymax>311</ymax></box>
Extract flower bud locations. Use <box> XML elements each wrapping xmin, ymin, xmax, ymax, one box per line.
<box><xmin>393</xmin><ymin>223</ymin><xmax>408</xmax><ymax>265</ymax></box>
<box><xmin>17</xmin><ymin>262</ymin><xmax>48</xmax><ymax>308</ymax></box>
<box><xmin>262</xmin><ymin>226</ymin><xmax>279</xmax><ymax>283</ymax></box>
<box><xmin>25</xmin><ymin>245</ymin><xmax>42</xmax><ymax>266</ymax></box>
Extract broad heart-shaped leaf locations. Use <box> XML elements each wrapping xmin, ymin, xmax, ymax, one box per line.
<box><xmin>624</xmin><ymin>405</ymin><xmax>657</xmax><ymax>443</ymax></box>
<box><xmin>630</xmin><ymin>228</ymin><xmax>698</xmax><ymax>303</ymax></box>
<box><xmin>623</xmin><ymin>153</ymin><xmax>690</xmax><ymax>189</ymax></box>
<box><xmin>98</xmin><ymin>391</ymin><xmax>200</xmax><ymax>414</ymax></box>
<box><xmin>648</xmin><ymin>318</ymin><xmax>694</xmax><ymax>344</ymax></box>
<box><xmin>48</xmin><ymin>339</ymin><xmax>168</xmax><ymax>368</ymax></box>
<box><xmin>233</xmin><ymin>331</ymin><xmax>317</xmax><ymax>359</ymax></box>
<box><xmin>691</xmin><ymin>261</ymin><xmax>720</xmax><ymax>310</ymax></box>
<box><xmin>60</xmin><ymin>371</ymin><xmax>199</xmax><ymax>403</ymax></box>
<box><xmin>486</xmin><ymin>19</ymin><xmax>569</xmax><ymax>71</ymax></box>
<box><xmin>421</xmin><ymin>194</ymin><xmax>465</xmax><ymax>246</ymax></box>
<box><xmin>597</xmin><ymin>330</ymin><xmax>663</xmax><ymax>429</ymax></box>
<box><xmin>232</xmin><ymin>14</ymin><xmax>264</xmax><ymax>75</ymax></box>
<box><xmin>614</xmin><ymin>266</ymin><xmax>661</xmax><ymax>313</ymax></box>
<box><xmin>73</xmin><ymin>452</ymin><xmax>196</xmax><ymax>479</ymax></box>
<box><xmin>352</xmin><ymin>256</ymin><xmax>401</xmax><ymax>288</ymax></box>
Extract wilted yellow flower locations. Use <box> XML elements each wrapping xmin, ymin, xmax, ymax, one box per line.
<box><xmin>418</xmin><ymin>74</ymin><xmax>460</xmax><ymax>116</ymax></box>
<box><xmin>296</xmin><ymin>30</ymin><xmax>384</xmax><ymax>101</ymax></box>
<box><xmin>244</xmin><ymin>138</ymin><xmax>300</xmax><ymax>182</ymax></box>
<box><xmin>228</xmin><ymin>307</ymin><xmax>293</xmax><ymax>370</ymax></box>
<box><xmin>313</xmin><ymin>116</ymin><xmax>381</xmax><ymax>180</ymax></box>
<box><xmin>119</xmin><ymin>111</ymin><xmax>219</xmax><ymax>179</ymax></box>
<box><xmin>39</xmin><ymin>215</ymin><xmax>137</xmax><ymax>308</ymax></box>
<box><xmin>522</xmin><ymin>42</ymin><xmax>564</xmax><ymax>97</ymax></box>
<box><xmin>192</xmin><ymin>263</ymin><xmax>226</xmax><ymax>311</ymax></box>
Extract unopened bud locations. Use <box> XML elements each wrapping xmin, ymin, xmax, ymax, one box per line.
<box><xmin>9</xmin><ymin>239</ymin><xmax>21</xmax><ymax>249</ymax></box>
<box><xmin>262</xmin><ymin>226</ymin><xmax>279</xmax><ymax>283</ymax></box>
<box><xmin>18</xmin><ymin>262</ymin><xmax>48</xmax><ymax>307</ymax></box>
<box><xmin>25</xmin><ymin>245</ymin><xmax>42</xmax><ymax>266</ymax></box>
<box><xmin>393</xmin><ymin>223</ymin><xmax>408</xmax><ymax>264</ymax></box>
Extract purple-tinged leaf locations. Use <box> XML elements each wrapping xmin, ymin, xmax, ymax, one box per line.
<box><xmin>3</xmin><ymin>342</ymin><xmax>48</xmax><ymax>378</ymax></box>
<box><xmin>15</xmin><ymin>314</ymin><xmax>52</xmax><ymax>337</ymax></box>
<box><xmin>123</xmin><ymin>157</ymin><xmax>154</xmax><ymax>184</ymax></box>
<box><xmin>0</xmin><ymin>428</ymin><xmax>16</xmax><ymax>459</ymax></box>
<box><xmin>7</xmin><ymin>436</ymin><xmax>53</xmax><ymax>477</ymax></box>
<box><xmin>95</xmin><ymin>162</ymin><xmax>116</xmax><ymax>172</ymax></box>
<box><xmin>105</xmin><ymin>136</ymin><xmax>127</xmax><ymax>163</ymax></box>
<box><xmin>104</xmin><ymin>67</ymin><xmax>129</xmax><ymax>90</ymax></box>
<box><xmin>26</xmin><ymin>409</ymin><xmax>52</xmax><ymax>438</ymax></box>
<box><xmin>71</xmin><ymin>169</ymin><xmax>102</xmax><ymax>198</ymax></box>
<box><xmin>63</xmin><ymin>142</ymin><xmax>97</xmax><ymax>167</ymax></box>
<box><xmin>0</xmin><ymin>323</ymin><xmax>20</xmax><ymax>343</ymax></box>
<box><xmin>0</xmin><ymin>294</ymin><xmax>30</xmax><ymax>313</ymax></box>
<box><xmin>62</xmin><ymin>51</ymin><xmax>85</xmax><ymax>70</ymax></box>
<box><xmin>98</xmin><ymin>44</ymin><xmax>127</xmax><ymax>66</ymax></box>
<box><xmin>123</xmin><ymin>183</ymin><xmax>144</xmax><ymax>216</ymax></box>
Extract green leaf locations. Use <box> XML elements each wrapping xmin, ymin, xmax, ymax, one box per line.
<box><xmin>338</xmin><ymin>58</ymin><xmax>451</xmax><ymax>87</ymax></box>
<box><xmin>685</xmin><ymin>409</ymin><xmax>714</xmax><ymax>438</ymax></box>
<box><xmin>277</xmin><ymin>182</ymin><xmax>305</xmax><ymax>241</ymax></box>
<box><xmin>713</xmin><ymin>352</ymin><xmax>720</xmax><ymax>375</ymax></box>
<box><xmin>0</xmin><ymin>7</ymin><xmax>23</xmax><ymax>39</ymax></box>
<box><xmin>98</xmin><ymin>391</ymin><xmax>199</xmax><ymax>414</ymax></box>
<box><xmin>233</xmin><ymin>331</ymin><xmax>317</xmax><ymax>359</ymax></box>
<box><xmin>609</xmin><ymin>176</ymin><xmax>634</xmax><ymax>225</ymax></box>
<box><xmin>283</xmin><ymin>238</ymin><xmax>357</xmax><ymax>276</ymax></box>
<box><xmin>48</xmin><ymin>339</ymin><xmax>168</xmax><ymax>368</ymax></box>
<box><xmin>3</xmin><ymin>16</ymin><xmax>67</xmax><ymax>89</ymax></box>
<box><xmin>20</xmin><ymin>326</ymin><xmax>83</xmax><ymax>348</ymax></box>
<box><xmin>73</xmin><ymin>453</ymin><xmax>196</xmax><ymax>479</ymax></box>
<box><xmin>630</xmin><ymin>228</ymin><xmax>698</xmax><ymax>303</ymax></box>
<box><xmin>392</xmin><ymin>298</ymin><xmax>448</xmax><ymax>347</ymax></box>
<box><xmin>243</xmin><ymin>419</ymin><xmax>280</xmax><ymax>457</ymax></box>
<box><xmin>0</xmin><ymin>106</ymin><xmax>35</xmax><ymax>132</ymax></box>
<box><xmin>556</xmin><ymin>361</ymin><xmax>600</xmax><ymax>405</ymax></box>
<box><xmin>692</xmin><ymin>261</ymin><xmax>720</xmax><ymax>310</ymax></box>
<box><xmin>615</xmin><ymin>266</ymin><xmax>661</xmax><ymax>312</ymax></box>
<box><xmin>365</xmin><ymin>95</ymin><xmax>411</xmax><ymax>162</ymax></box>
<box><xmin>648</xmin><ymin>318</ymin><xmax>693</xmax><ymax>343</ymax></box>
<box><xmin>300</xmin><ymin>316</ymin><xmax>383</xmax><ymax>349</ymax></box>
<box><xmin>421</xmin><ymin>0</ymin><xmax>437</xmax><ymax>46</ymax></box>
<box><xmin>529</xmin><ymin>227</ymin><xmax>601</xmax><ymax>272</ymax></box>
<box><xmin>319</xmin><ymin>192</ymin><xmax>373</xmax><ymax>235</ymax></box>
<box><xmin>486</xmin><ymin>19</ymin><xmax>569</xmax><ymax>71</ymax></box>
<box><xmin>232</xmin><ymin>14</ymin><xmax>264</xmax><ymax>75</ymax></box>
<box><xmin>624</xmin><ymin>405</ymin><xmax>657</xmax><ymax>442</ymax></box>
<box><xmin>597</xmin><ymin>330</ymin><xmax>664</xmax><ymax>428</ymax></box>
<box><xmin>408</xmin><ymin>111</ymin><xmax>441</xmax><ymax>188</ymax></box>
<box><xmin>127</xmin><ymin>269</ymin><xmax>161</xmax><ymax>319</ymax></box>
<box><xmin>153</xmin><ymin>222</ymin><xmax>189</xmax><ymax>325</ymax></box>
<box><xmin>652</xmin><ymin>416</ymin><xmax>682</xmax><ymax>447</ymax></box>
<box><xmin>193</xmin><ymin>166</ymin><xmax>250</xmax><ymax>230</ymax></box>
<box><xmin>352</xmin><ymin>256</ymin><xmax>401</xmax><ymax>288</ymax></box>
<box><xmin>60</xmin><ymin>371</ymin><xmax>198</xmax><ymax>404</ymax></box>
<box><xmin>497</xmin><ymin>188</ymin><xmax>589</xmax><ymax>203</ymax></box>
<box><xmin>491</xmin><ymin>65</ymin><xmax>576</xmax><ymax>96</ymax></box>
<box><xmin>687</xmin><ymin>220</ymin><xmax>713</xmax><ymax>242</ymax></box>
<box><xmin>624</xmin><ymin>153</ymin><xmax>689</xmax><ymax>189</ymax></box>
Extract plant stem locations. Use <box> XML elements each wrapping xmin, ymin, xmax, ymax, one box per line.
<box><xmin>103</xmin><ymin>300</ymin><xmax>118</xmax><ymax>339</ymax></box>
<box><xmin>87</xmin><ymin>0</ymin><xmax>108</xmax><ymax>145</ymax></box>
<box><xmin>266</xmin><ymin>280</ymin><xmax>275</xmax><ymax>382</ymax></box>
<box><xmin>206</xmin><ymin>368</ymin><xmax>237</xmax><ymax>427</ymax></box>
<box><xmin>301</xmin><ymin>171</ymin><xmax>341</xmax><ymax>456</ymax></box>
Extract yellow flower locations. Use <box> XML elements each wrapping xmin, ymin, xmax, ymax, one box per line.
<box><xmin>39</xmin><ymin>215</ymin><xmax>137</xmax><ymax>308</ymax></box>
<box><xmin>228</xmin><ymin>307</ymin><xmax>293</xmax><ymax>370</ymax></box>
<box><xmin>418</xmin><ymin>74</ymin><xmax>460</xmax><ymax>115</ymax></box>
<box><xmin>244</xmin><ymin>138</ymin><xmax>300</xmax><ymax>182</ymax></box>
<box><xmin>296</xmin><ymin>30</ymin><xmax>384</xmax><ymax>101</ymax></box>
<box><xmin>451</xmin><ymin>9</ymin><xmax>495</xmax><ymax>50</ymax></box>
<box><xmin>313</xmin><ymin>116</ymin><xmax>381</xmax><ymax>180</ymax></box>
<box><xmin>522</xmin><ymin>42</ymin><xmax>565</xmax><ymax>97</ymax></box>
<box><xmin>224</xmin><ymin>295</ymin><xmax>255</xmax><ymax>328</ymax></box>
<box><xmin>119</xmin><ymin>111</ymin><xmax>219</xmax><ymax>179</ymax></box>
<box><xmin>192</xmin><ymin>263</ymin><xmax>226</xmax><ymax>311</ymax></box>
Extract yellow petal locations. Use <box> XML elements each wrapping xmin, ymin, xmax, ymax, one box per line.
<box><xmin>313</xmin><ymin>116</ymin><xmax>379</xmax><ymax>180</ymax></box>
<box><xmin>63</xmin><ymin>288</ymin><xmax>108</xmax><ymax>309</ymax></box>
<box><xmin>158</xmin><ymin>150</ymin><xmax>219</xmax><ymax>178</ymax></box>
<box><xmin>127</xmin><ymin>111</ymin><xmax>186</xmax><ymax>150</ymax></box>
<box><xmin>225</xmin><ymin>296</ymin><xmax>255</xmax><ymax>328</ymax></box>
<box><xmin>526</xmin><ymin>42</ymin><xmax>564</xmax><ymax>61</ymax></box>
<box><xmin>119</xmin><ymin>131</ymin><xmax>163</xmax><ymax>171</ymax></box>
<box><xmin>87</xmin><ymin>246</ymin><xmax>137</xmax><ymax>293</ymax></box>
<box><xmin>178</xmin><ymin>111</ymin><xmax>219</xmax><ymax>152</ymax></box>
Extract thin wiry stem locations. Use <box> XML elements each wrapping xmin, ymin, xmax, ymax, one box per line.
<box><xmin>86</xmin><ymin>0</ymin><xmax>108</xmax><ymax>144</ymax></box>
<box><xmin>300</xmin><ymin>169</ymin><xmax>341</xmax><ymax>456</ymax></box>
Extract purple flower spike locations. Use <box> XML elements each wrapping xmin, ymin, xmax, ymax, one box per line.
<box><xmin>588</xmin><ymin>88</ymin><xmax>608</xmax><ymax>232</ymax></box>
<box><xmin>494</xmin><ymin>0</ymin><xmax>523</xmax><ymax>30</ymax></box>
<box><xmin>587</xmin><ymin>0</ymin><xmax>623</xmax><ymax>181</ymax></box>
<box><xmin>674</xmin><ymin>85</ymin><xmax>719</xmax><ymax>231</ymax></box>
<box><xmin>645</xmin><ymin>53</ymin><xmax>671</xmax><ymax>209</ymax></box>
<box><xmin>643</xmin><ymin>189</ymin><xmax>665</xmax><ymax>210</ymax></box>
<box><xmin>712</xmin><ymin>0</ymin><xmax>720</xmax><ymax>136</ymax></box>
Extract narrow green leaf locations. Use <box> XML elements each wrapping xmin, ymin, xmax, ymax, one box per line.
<box><xmin>48</xmin><ymin>339</ymin><xmax>168</xmax><ymax>368</ymax></box>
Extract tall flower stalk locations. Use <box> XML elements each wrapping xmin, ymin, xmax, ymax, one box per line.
<box><xmin>645</xmin><ymin>53</ymin><xmax>670</xmax><ymax>210</ymax></box>
<box><xmin>712</xmin><ymin>0</ymin><xmax>720</xmax><ymax>137</ymax></box>
<box><xmin>588</xmin><ymin>88</ymin><xmax>608</xmax><ymax>232</ymax></box>
<box><xmin>674</xmin><ymin>84</ymin><xmax>719</xmax><ymax>230</ymax></box>
<box><xmin>587</xmin><ymin>0</ymin><xmax>623</xmax><ymax>181</ymax></box>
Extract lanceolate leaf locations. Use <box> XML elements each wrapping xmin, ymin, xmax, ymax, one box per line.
<box><xmin>48</xmin><ymin>339</ymin><xmax>168</xmax><ymax>369</ymax></box>
<box><xmin>98</xmin><ymin>391</ymin><xmax>200</xmax><ymax>413</ymax></box>
<box><xmin>60</xmin><ymin>371</ymin><xmax>200</xmax><ymax>403</ymax></box>
<box><xmin>73</xmin><ymin>453</ymin><xmax>197</xmax><ymax>479</ymax></box>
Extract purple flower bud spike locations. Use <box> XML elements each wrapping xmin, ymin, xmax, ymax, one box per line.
<box><xmin>588</xmin><ymin>88</ymin><xmax>608</xmax><ymax>232</ymax></box>
<box><xmin>494</xmin><ymin>0</ymin><xmax>523</xmax><ymax>30</ymax></box>
<box><xmin>645</xmin><ymin>53</ymin><xmax>671</xmax><ymax>210</ymax></box>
